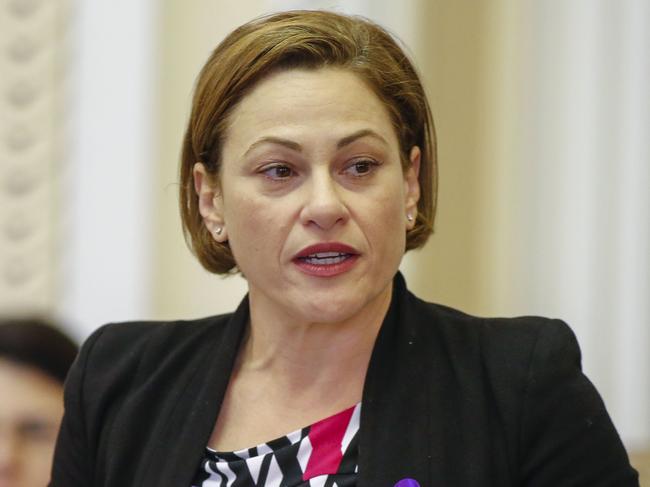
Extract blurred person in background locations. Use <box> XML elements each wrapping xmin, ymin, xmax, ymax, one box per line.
<box><xmin>50</xmin><ymin>10</ymin><xmax>638</xmax><ymax>487</ymax></box>
<box><xmin>0</xmin><ymin>318</ymin><xmax>78</xmax><ymax>487</ymax></box>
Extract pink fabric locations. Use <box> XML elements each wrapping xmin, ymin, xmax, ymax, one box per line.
<box><xmin>303</xmin><ymin>405</ymin><xmax>356</xmax><ymax>479</ymax></box>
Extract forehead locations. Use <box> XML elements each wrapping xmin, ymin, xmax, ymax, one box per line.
<box><xmin>222</xmin><ymin>68</ymin><xmax>398</xmax><ymax>153</ymax></box>
<box><xmin>0</xmin><ymin>359</ymin><xmax>63</xmax><ymax>417</ymax></box>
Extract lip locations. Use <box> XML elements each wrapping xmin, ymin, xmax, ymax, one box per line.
<box><xmin>292</xmin><ymin>242</ymin><xmax>360</xmax><ymax>277</ymax></box>
<box><xmin>294</xmin><ymin>242</ymin><xmax>359</xmax><ymax>259</ymax></box>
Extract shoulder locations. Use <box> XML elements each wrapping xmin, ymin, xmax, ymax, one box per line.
<box><xmin>405</xmin><ymin>291</ymin><xmax>637</xmax><ymax>484</ymax></box>
<box><xmin>83</xmin><ymin>313</ymin><xmax>234</xmax><ymax>352</ymax></box>
<box><xmin>401</xmin><ymin>291</ymin><xmax>638</xmax><ymax>483</ymax></box>
<box><xmin>78</xmin><ymin>314</ymin><xmax>233</xmax><ymax>369</ymax></box>
<box><xmin>400</xmin><ymin>287</ymin><xmax>586</xmax><ymax>419</ymax></box>
<box><xmin>72</xmin><ymin>313</ymin><xmax>237</xmax><ymax>389</ymax></box>
<box><xmin>63</xmin><ymin>313</ymin><xmax>239</xmax><ymax>441</ymax></box>
<box><xmin>54</xmin><ymin>312</ymin><xmax>245</xmax><ymax>485</ymax></box>
<box><xmin>406</xmin><ymin>289</ymin><xmax>579</xmax><ymax>372</ymax></box>
<box><xmin>65</xmin><ymin>313</ymin><xmax>237</xmax><ymax>417</ymax></box>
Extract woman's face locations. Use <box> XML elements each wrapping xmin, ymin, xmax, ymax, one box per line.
<box><xmin>0</xmin><ymin>359</ymin><xmax>64</xmax><ymax>487</ymax></box>
<box><xmin>195</xmin><ymin>68</ymin><xmax>420</xmax><ymax>325</ymax></box>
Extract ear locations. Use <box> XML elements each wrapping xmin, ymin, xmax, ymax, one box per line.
<box><xmin>193</xmin><ymin>163</ymin><xmax>228</xmax><ymax>242</ymax></box>
<box><xmin>404</xmin><ymin>146</ymin><xmax>421</xmax><ymax>230</ymax></box>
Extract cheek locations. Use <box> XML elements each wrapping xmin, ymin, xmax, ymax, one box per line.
<box><xmin>225</xmin><ymin>197</ymin><xmax>262</xmax><ymax>254</ymax></box>
<box><xmin>224</xmin><ymin>194</ymin><xmax>293</xmax><ymax>263</ymax></box>
<box><xmin>374</xmin><ymin>181</ymin><xmax>407</xmax><ymax>222</ymax></box>
<box><xmin>356</xmin><ymin>186</ymin><xmax>407</xmax><ymax>243</ymax></box>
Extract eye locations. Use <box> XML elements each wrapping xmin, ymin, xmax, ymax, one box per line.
<box><xmin>344</xmin><ymin>159</ymin><xmax>379</xmax><ymax>177</ymax></box>
<box><xmin>18</xmin><ymin>419</ymin><xmax>57</xmax><ymax>442</ymax></box>
<box><xmin>260</xmin><ymin>164</ymin><xmax>295</xmax><ymax>181</ymax></box>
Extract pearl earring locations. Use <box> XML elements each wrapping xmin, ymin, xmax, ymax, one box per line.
<box><xmin>407</xmin><ymin>214</ymin><xmax>414</xmax><ymax>222</ymax></box>
<box><xmin>214</xmin><ymin>227</ymin><xmax>223</xmax><ymax>236</ymax></box>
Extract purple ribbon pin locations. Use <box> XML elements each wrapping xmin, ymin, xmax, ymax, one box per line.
<box><xmin>394</xmin><ymin>479</ymin><xmax>421</xmax><ymax>487</ymax></box>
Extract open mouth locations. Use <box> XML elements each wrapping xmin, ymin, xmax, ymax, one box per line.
<box><xmin>298</xmin><ymin>251</ymin><xmax>353</xmax><ymax>265</ymax></box>
<box><xmin>293</xmin><ymin>243</ymin><xmax>360</xmax><ymax>276</ymax></box>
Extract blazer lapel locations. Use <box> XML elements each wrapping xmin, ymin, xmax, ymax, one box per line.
<box><xmin>141</xmin><ymin>296</ymin><xmax>250</xmax><ymax>487</ymax></box>
<box><xmin>358</xmin><ymin>273</ymin><xmax>435</xmax><ymax>487</ymax></box>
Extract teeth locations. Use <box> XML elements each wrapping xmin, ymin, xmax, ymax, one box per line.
<box><xmin>302</xmin><ymin>252</ymin><xmax>349</xmax><ymax>265</ymax></box>
<box><xmin>309</xmin><ymin>252</ymin><xmax>343</xmax><ymax>258</ymax></box>
<box><xmin>305</xmin><ymin>255</ymin><xmax>346</xmax><ymax>265</ymax></box>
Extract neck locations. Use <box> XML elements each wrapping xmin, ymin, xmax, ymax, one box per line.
<box><xmin>240</xmin><ymin>281</ymin><xmax>393</xmax><ymax>393</ymax></box>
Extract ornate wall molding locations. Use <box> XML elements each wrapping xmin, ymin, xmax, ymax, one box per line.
<box><xmin>0</xmin><ymin>0</ymin><xmax>69</xmax><ymax>314</ymax></box>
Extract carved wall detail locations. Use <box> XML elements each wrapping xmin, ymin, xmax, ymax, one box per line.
<box><xmin>0</xmin><ymin>0</ymin><xmax>68</xmax><ymax>313</ymax></box>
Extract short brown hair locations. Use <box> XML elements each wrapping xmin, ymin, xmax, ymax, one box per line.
<box><xmin>180</xmin><ymin>10</ymin><xmax>437</xmax><ymax>274</ymax></box>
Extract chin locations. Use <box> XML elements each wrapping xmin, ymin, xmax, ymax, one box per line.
<box><xmin>299</xmin><ymin>305</ymin><xmax>361</xmax><ymax>325</ymax></box>
<box><xmin>293</xmin><ymin>286</ymin><xmax>382</xmax><ymax>325</ymax></box>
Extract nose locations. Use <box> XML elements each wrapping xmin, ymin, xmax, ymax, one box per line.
<box><xmin>299</xmin><ymin>170</ymin><xmax>349</xmax><ymax>230</ymax></box>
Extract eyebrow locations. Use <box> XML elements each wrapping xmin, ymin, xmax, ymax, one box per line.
<box><xmin>243</xmin><ymin>129</ymin><xmax>388</xmax><ymax>156</ymax></box>
<box><xmin>337</xmin><ymin>129</ymin><xmax>388</xmax><ymax>149</ymax></box>
<box><xmin>244</xmin><ymin>136</ymin><xmax>301</xmax><ymax>156</ymax></box>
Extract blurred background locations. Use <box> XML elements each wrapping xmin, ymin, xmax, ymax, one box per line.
<box><xmin>0</xmin><ymin>0</ymin><xmax>648</xmax><ymax>477</ymax></box>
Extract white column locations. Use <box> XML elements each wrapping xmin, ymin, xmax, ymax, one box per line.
<box><xmin>510</xmin><ymin>0</ymin><xmax>650</xmax><ymax>448</ymax></box>
<box><xmin>610</xmin><ymin>0</ymin><xmax>650</xmax><ymax>449</ymax></box>
<box><xmin>58</xmin><ymin>1</ymin><xmax>159</xmax><ymax>340</ymax></box>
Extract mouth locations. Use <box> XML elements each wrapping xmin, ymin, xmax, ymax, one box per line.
<box><xmin>298</xmin><ymin>251</ymin><xmax>353</xmax><ymax>265</ymax></box>
<box><xmin>293</xmin><ymin>243</ymin><xmax>360</xmax><ymax>277</ymax></box>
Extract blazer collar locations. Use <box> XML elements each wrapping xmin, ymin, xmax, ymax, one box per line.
<box><xmin>142</xmin><ymin>296</ymin><xmax>250</xmax><ymax>487</ymax></box>
<box><xmin>357</xmin><ymin>272</ymin><xmax>434</xmax><ymax>487</ymax></box>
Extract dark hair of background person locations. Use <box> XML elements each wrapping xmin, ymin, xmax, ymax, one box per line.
<box><xmin>0</xmin><ymin>318</ymin><xmax>78</xmax><ymax>384</ymax></box>
<box><xmin>179</xmin><ymin>9</ymin><xmax>437</xmax><ymax>274</ymax></box>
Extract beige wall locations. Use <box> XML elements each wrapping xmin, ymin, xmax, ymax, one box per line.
<box><xmin>403</xmin><ymin>1</ymin><xmax>527</xmax><ymax>317</ymax></box>
<box><xmin>402</xmin><ymin>2</ymin><xmax>494</xmax><ymax>314</ymax></box>
<box><xmin>152</xmin><ymin>1</ymin><xmax>269</xmax><ymax>320</ymax></box>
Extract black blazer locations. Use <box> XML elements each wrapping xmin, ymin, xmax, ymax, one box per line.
<box><xmin>50</xmin><ymin>273</ymin><xmax>639</xmax><ymax>486</ymax></box>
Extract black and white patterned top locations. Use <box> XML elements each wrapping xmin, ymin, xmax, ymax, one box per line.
<box><xmin>191</xmin><ymin>403</ymin><xmax>361</xmax><ymax>487</ymax></box>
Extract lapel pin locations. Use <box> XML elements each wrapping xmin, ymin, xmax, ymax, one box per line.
<box><xmin>394</xmin><ymin>479</ymin><xmax>421</xmax><ymax>487</ymax></box>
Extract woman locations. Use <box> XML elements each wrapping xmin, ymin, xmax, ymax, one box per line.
<box><xmin>50</xmin><ymin>10</ymin><xmax>639</xmax><ymax>487</ymax></box>
<box><xmin>0</xmin><ymin>318</ymin><xmax>78</xmax><ymax>487</ymax></box>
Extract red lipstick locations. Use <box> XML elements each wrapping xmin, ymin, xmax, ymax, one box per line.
<box><xmin>293</xmin><ymin>242</ymin><xmax>360</xmax><ymax>277</ymax></box>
